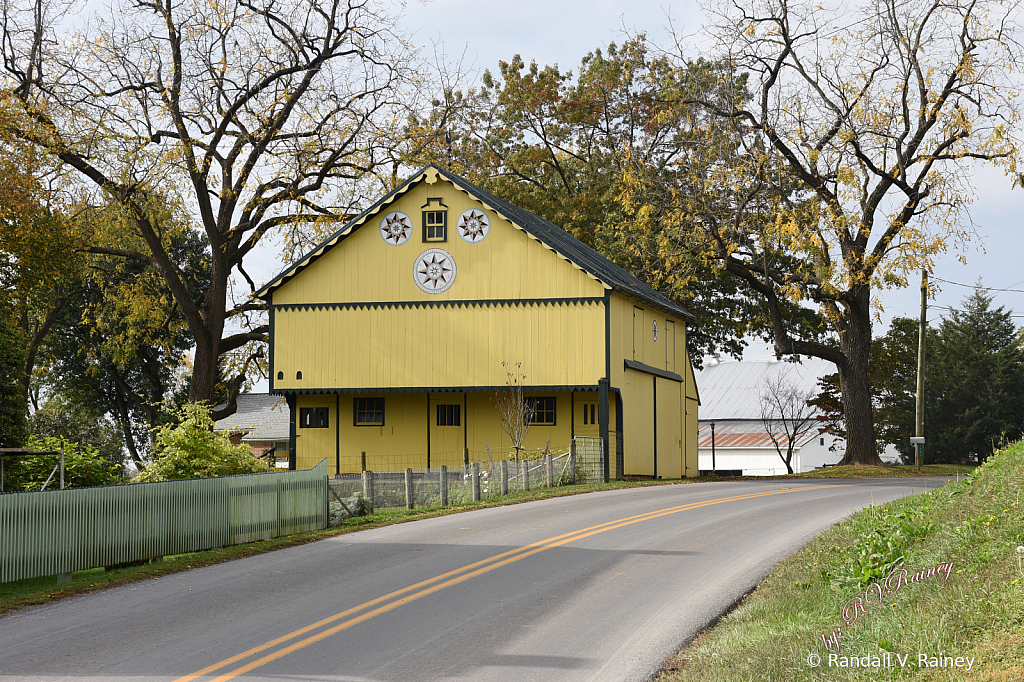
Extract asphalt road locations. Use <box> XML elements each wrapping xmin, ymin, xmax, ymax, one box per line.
<box><xmin>0</xmin><ymin>477</ymin><xmax>951</xmax><ymax>682</ymax></box>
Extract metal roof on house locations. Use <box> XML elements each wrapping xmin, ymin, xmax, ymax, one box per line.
<box><xmin>696</xmin><ymin>419</ymin><xmax>818</xmax><ymax>449</ymax></box>
<box><xmin>214</xmin><ymin>394</ymin><xmax>289</xmax><ymax>442</ymax></box>
<box><xmin>256</xmin><ymin>165</ymin><xmax>693</xmax><ymax>322</ymax></box>
<box><xmin>695</xmin><ymin>357</ymin><xmax>835</xmax><ymax>420</ymax></box>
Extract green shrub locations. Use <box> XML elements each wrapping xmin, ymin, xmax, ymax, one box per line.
<box><xmin>4</xmin><ymin>436</ymin><xmax>122</xmax><ymax>490</ymax></box>
<box><xmin>136</xmin><ymin>402</ymin><xmax>270</xmax><ymax>482</ymax></box>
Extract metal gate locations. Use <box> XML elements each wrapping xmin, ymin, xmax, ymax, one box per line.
<box><xmin>573</xmin><ymin>436</ymin><xmax>605</xmax><ymax>483</ymax></box>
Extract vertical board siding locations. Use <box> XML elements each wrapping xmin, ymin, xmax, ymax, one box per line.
<box><xmin>0</xmin><ymin>461</ymin><xmax>327</xmax><ymax>584</ymax></box>
<box><xmin>275</xmin><ymin>302</ymin><xmax>604</xmax><ymax>391</ymax></box>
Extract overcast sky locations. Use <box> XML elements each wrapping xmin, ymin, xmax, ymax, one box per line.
<box><xmin>251</xmin><ymin>0</ymin><xmax>1024</xmax><ymax>369</ymax></box>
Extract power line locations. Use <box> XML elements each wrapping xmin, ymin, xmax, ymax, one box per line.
<box><xmin>932</xmin><ymin>276</ymin><xmax>1024</xmax><ymax>294</ymax></box>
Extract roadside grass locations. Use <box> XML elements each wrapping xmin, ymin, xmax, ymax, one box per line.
<box><xmin>0</xmin><ymin>477</ymin><xmax>677</xmax><ymax>616</ymax></box>
<box><xmin>656</xmin><ymin>444</ymin><xmax>1024</xmax><ymax>681</ymax></box>
<box><xmin>780</xmin><ymin>464</ymin><xmax>974</xmax><ymax>479</ymax></box>
<box><xmin>699</xmin><ymin>464</ymin><xmax>975</xmax><ymax>482</ymax></box>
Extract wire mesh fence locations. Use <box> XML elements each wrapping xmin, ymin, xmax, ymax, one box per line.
<box><xmin>326</xmin><ymin>452</ymin><xmax>582</xmax><ymax>524</ymax></box>
<box><xmin>573</xmin><ymin>436</ymin><xmax>607</xmax><ymax>484</ymax></box>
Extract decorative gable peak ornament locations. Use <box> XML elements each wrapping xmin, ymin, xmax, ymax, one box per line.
<box><xmin>414</xmin><ymin>248</ymin><xmax>456</xmax><ymax>294</ymax></box>
<box><xmin>458</xmin><ymin>209</ymin><xmax>490</xmax><ymax>242</ymax></box>
<box><xmin>652</xmin><ymin>320</ymin><xmax>658</xmax><ymax>341</ymax></box>
<box><xmin>380</xmin><ymin>211</ymin><xmax>412</xmax><ymax>245</ymax></box>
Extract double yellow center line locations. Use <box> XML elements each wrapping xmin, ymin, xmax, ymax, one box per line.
<box><xmin>174</xmin><ymin>484</ymin><xmax>845</xmax><ymax>681</ymax></box>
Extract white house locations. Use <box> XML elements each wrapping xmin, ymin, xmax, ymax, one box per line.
<box><xmin>695</xmin><ymin>358</ymin><xmax>900</xmax><ymax>476</ymax></box>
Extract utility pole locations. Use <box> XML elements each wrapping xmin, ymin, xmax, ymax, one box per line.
<box><xmin>915</xmin><ymin>270</ymin><xmax>928</xmax><ymax>472</ymax></box>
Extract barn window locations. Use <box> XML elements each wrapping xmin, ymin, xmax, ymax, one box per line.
<box><xmin>527</xmin><ymin>397</ymin><xmax>556</xmax><ymax>425</ymax></box>
<box><xmin>354</xmin><ymin>397</ymin><xmax>385</xmax><ymax>426</ymax></box>
<box><xmin>299</xmin><ymin>407</ymin><xmax>329</xmax><ymax>429</ymax></box>
<box><xmin>583</xmin><ymin>404</ymin><xmax>596</xmax><ymax>425</ymax></box>
<box><xmin>437</xmin><ymin>404</ymin><xmax>461</xmax><ymax>426</ymax></box>
<box><xmin>422</xmin><ymin>198</ymin><xmax>447</xmax><ymax>242</ymax></box>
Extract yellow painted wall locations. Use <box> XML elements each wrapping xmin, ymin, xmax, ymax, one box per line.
<box><xmin>298</xmin><ymin>390</ymin><xmax>579</xmax><ymax>474</ymax></box>
<box><xmin>609</xmin><ymin>292</ymin><xmax>698</xmax><ymax>478</ymax></box>
<box><xmin>686</xmin><ymin>396</ymin><xmax>698</xmax><ymax>476</ymax></box>
<box><xmin>272</xmin><ymin>179</ymin><xmax>606</xmax><ymax>306</ymax></box>
<box><xmin>656</xmin><ymin>377</ymin><xmax>683</xmax><ymax>479</ymax></box>
<box><xmin>574</xmin><ymin>393</ymin><xmax>601</xmax><ymax>439</ymax></box>
<box><xmin>274</xmin><ymin>303</ymin><xmax>604</xmax><ymax>391</ymax></box>
<box><xmin>684</xmin><ymin>339</ymin><xmax>699</xmax><ymax>476</ymax></box>
<box><xmin>294</xmin><ymin>395</ymin><xmax>337</xmax><ymax>472</ymax></box>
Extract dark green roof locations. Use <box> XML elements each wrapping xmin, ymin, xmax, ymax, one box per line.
<box><xmin>257</xmin><ymin>165</ymin><xmax>693</xmax><ymax>321</ymax></box>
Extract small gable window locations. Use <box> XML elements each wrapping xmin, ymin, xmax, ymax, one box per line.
<box><xmin>527</xmin><ymin>397</ymin><xmax>556</xmax><ymax>426</ymax></box>
<box><xmin>422</xmin><ymin>198</ymin><xmax>447</xmax><ymax>242</ymax></box>
<box><xmin>355</xmin><ymin>397</ymin><xmax>385</xmax><ymax>426</ymax></box>
<box><xmin>299</xmin><ymin>407</ymin><xmax>329</xmax><ymax>429</ymax></box>
<box><xmin>437</xmin><ymin>404</ymin><xmax>461</xmax><ymax>427</ymax></box>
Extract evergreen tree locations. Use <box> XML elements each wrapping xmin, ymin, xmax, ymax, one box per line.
<box><xmin>927</xmin><ymin>288</ymin><xmax>1024</xmax><ymax>463</ymax></box>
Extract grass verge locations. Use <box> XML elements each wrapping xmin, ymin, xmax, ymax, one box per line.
<box><xmin>699</xmin><ymin>464</ymin><xmax>974</xmax><ymax>482</ymax></box>
<box><xmin>656</xmin><ymin>446</ymin><xmax>1024</xmax><ymax>681</ymax></box>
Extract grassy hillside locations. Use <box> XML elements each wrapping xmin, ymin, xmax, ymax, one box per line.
<box><xmin>659</xmin><ymin>443</ymin><xmax>1024</xmax><ymax>681</ymax></box>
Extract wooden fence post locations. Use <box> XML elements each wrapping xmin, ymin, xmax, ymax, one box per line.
<box><xmin>546</xmin><ymin>454</ymin><xmax>552</xmax><ymax>488</ymax></box>
<box><xmin>405</xmin><ymin>468</ymin><xmax>414</xmax><ymax>510</ymax></box>
<box><xmin>362</xmin><ymin>470</ymin><xmax>374</xmax><ymax>509</ymax></box>
<box><xmin>521</xmin><ymin>460</ymin><xmax>530</xmax><ymax>492</ymax></box>
<box><xmin>439</xmin><ymin>465</ymin><xmax>448</xmax><ymax>506</ymax></box>
<box><xmin>570</xmin><ymin>440</ymin><xmax>577</xmax><ymax>484</ymax></box>
<box><xmin>472</xmin><ymin>462</ymin><xmax>480</xmax><ymax>502</ymax></box>
<box><xmin>500</xmin><ymin>460</ymin><xmax>508</xmax><ymax>496</ymax></box>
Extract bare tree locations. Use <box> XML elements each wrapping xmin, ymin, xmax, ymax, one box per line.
<box><xmin>1</xmin><ymin>0</ymin><xmax>415</xmax><ymax>417</ymax></box>
<box><xmin>669</xmin><ymin>0</ymin><xmax>1023</xmax><ymax>464</ymax></box>
<box><xmin>758</xmin><ymin>367</ymin><xmax>819</xmax><ymax>474</ymax></box>
<box><xmin>491</xmin><ymin>362</ymin><xmax>534</xmax><ymax>462</ymax></box>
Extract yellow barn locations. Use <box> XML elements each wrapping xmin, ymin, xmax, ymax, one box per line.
<box><xmin>257</xmin><ymin>166</ymin><xmax>699</xmax><ymax>480</ymax></box>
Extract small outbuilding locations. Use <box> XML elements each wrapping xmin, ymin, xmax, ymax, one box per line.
<box><xmin>214</xmin><ymin>393</ymin><xmax>290</xmax><ymax>467</ymax></box>
<box><xmin>257</xmin><ymin>165</ymin><xmax>700</xmax><ymax>479</ymax></box>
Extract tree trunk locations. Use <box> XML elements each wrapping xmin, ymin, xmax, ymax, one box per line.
<box><xmin>187</xmin><ymin>253</ymin><xmax>228</xmax><ymax>409</ymax></box>
<box><xmin>189</xmin><ymin>337</ymin><xmax>221</xmax><ymax>407</ymax></box>
<box><xmin>837</xmin><ymin>293</ymin><xmax>883</xmax><ymax>466</ymax></box>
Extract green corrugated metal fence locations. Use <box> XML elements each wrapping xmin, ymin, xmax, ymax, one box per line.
<box><xmin>0</xmin><ymin>461</ymin><xmax>328</xmax><ymax>584</ymax></box>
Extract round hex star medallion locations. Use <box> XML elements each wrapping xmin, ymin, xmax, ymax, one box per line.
<box><xmin>457</xmin><ymin>208</ymin><xmax>490</xmax><ymax>242</ymax></box>
<box><xmin>414</xmin><ymin>248</ymin><xmax>457</xmax><ymax>294</ymax></box>
<box><xmin>380</xmin><ymin>211</ymin><xmax>412</xmax><ymax>245</ymax></box>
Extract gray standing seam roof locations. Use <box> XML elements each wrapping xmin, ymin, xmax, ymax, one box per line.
<box><xmin>694</xmin><ymin>358</ymin><xmax>835</xmax><ymax>421</ymax></box>
<box><xmin>214</xmin><ymin>393</ymin><xmax>290</xmax><ymax>442</ymax></box>
<box><xmin>256</xmin><ymin>165</ymin><xmax>693</xmax><ymax>322</ymax></box>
